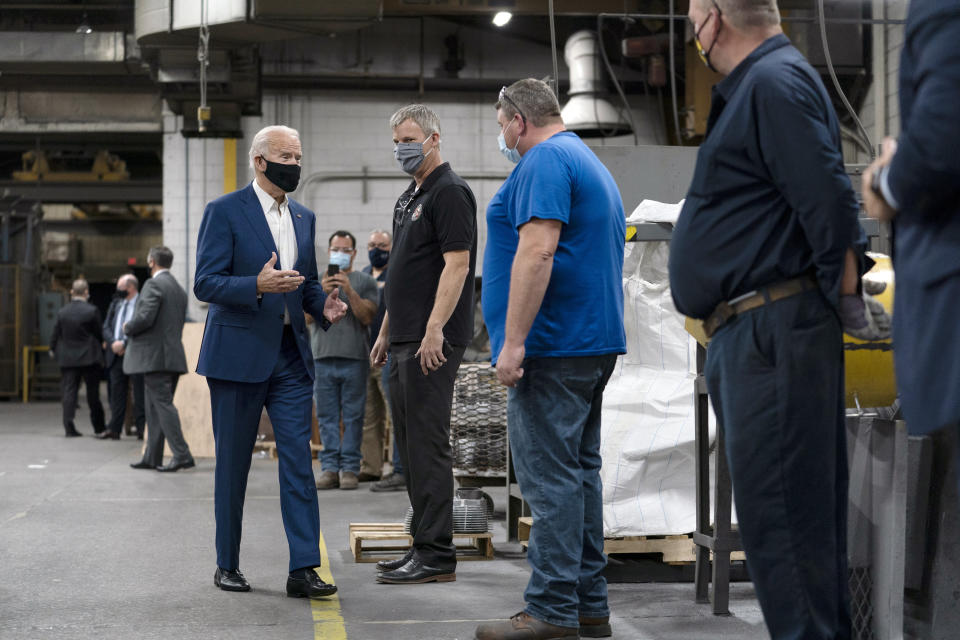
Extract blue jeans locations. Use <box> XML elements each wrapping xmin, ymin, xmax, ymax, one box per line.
<box><xmin>705</xmin><ymin>289</ymin><xmax>850</xmax><ymax>639</ymax></box>
<box><xmin>314</xmin><ymin>357</ymin><xmax>369</xmax><ymax>474</ymax></box>
<box><xmin>508</xmin><ymin>354</ymin><xmax>618</xmax><ymax>629</ymax></box>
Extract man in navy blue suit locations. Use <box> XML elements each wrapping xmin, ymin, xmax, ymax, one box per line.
<box><xmin>864</xmin><ymin>1</ymin><xmax>960</xmax><ymax>483</ymax></box>
<box><xmin>194</xmin><ymin>124</ymin><xmax>347</xmax><ymax>599</ymax></box>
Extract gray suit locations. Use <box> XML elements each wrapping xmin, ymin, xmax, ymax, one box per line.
<box><xmin>123</xmin><ymin>270</ymin><xmax>192</xmax><ymax>466</ymax></box>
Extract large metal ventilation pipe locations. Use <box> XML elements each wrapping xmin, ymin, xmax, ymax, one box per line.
<box><xmin>560</xmin><ymin>30</ymin><xmax>632</xmax><ymax>138</ymax></box>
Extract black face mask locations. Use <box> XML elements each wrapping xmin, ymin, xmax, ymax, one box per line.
<box><xmin>368</xmin><ymin>248</ymin><xmax>390</xmax><ymax>269</ymax></box>
<box><xmin>113</xmin><ymin>288</ymin><xmax>127</xmax><ymax>299</ymax></box>
<box><xmin>263</xmin><ymin>159</ymin><xmax>301</xmax><ymax>193</ymax></box>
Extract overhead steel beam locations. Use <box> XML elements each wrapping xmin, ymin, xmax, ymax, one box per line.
<box><xmin>0</xmin><ymin>31</ymin><xmax>134</xmax><ymax>65</ymax></box>
<box><xmin>42</xmin><ymin>219</ymin><xmax>161</xmax><ymax>235</ymax></box>
<box><xmin>381</xmin><ymin>0</ymin><xmax>648</xmax><ymax>15</ymax></box>
<box><xmin>0</xmin><ymin>133</ymin><xmax>161</xmax><ymax>153</ymax></box>
<box><xmin>0</xmin><ymin>3</ymin><xmax>129</xmax><ymax>10</ymax></box>
<box><xmin>0</xmin><ymin>74</ymin><xmax>154</xmax><ymax>91</ymax></box>
<box><xmin>0</xmin><ymin>180</ymin><xmax>161</xmax><ymax>204</ymax></box>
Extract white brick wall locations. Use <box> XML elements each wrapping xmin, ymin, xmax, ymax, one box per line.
<box><xmin>161</xmin><ymin>110</ymin><xmax>227</xmax><ymax>321</ymax></box>
<box><xmin>856</xmin><ymin>0</ymin><xmax>909</xmax><ymax>161</ymax></box>
<box><xmin>165</xmin><ymin>89</ymin><xmax>662</xmax><ymax>321</ymax></box>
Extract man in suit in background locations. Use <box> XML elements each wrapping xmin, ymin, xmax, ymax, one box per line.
<box><xmin>124</xmin><ymin>246</ymin><xmax>194</xmax><ymax>472</ymax></box>
<box><xmin>50</xmin><ymin>278</ymin><xmax>106</xmax><ymax>437</ymax></box>
<box><xmin>99</xmin><ymin>273</ymin><xmax>145</xmax><ymax>440</ymax></box>
<box><xmin>863</xmin><ymin>1</ymin><xmax>960</xmax><ymax>487</ymax></box>
<box><xmin>194</xmin><ymin>124</ymin><xmax>347</xmax><ymax>599</ymax></box>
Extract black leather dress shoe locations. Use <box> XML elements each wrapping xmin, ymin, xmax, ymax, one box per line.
<box><xmin>214</xmin><ymin>567</ymin><xmax>251</xmax><ymax>592</ymax></box>
<box><xmin>96</xmin><ymin>431</ymin><xmax>120</xmax><ymax>440</ymax></box>
<box><xmin>130</xmin><ymin>461</ymin><xmax>154</xmax><ymax>469</ymax></box>
<box><xmin>286</xmin><ymin>570</ymin><xmax>337</xmax><ymax>599</ymax></box>
<box><xmin>65</xmin><ymin>430</ymin><xmax>82</xmax><ymax>438</ymax></box>
<box><xmin>156</xmin><ymin>459</ymin><xmax>196</xmax><ymax>472</ymax></box>
<box><xmin>376</xmin><ymin>549</ymin><xmax>414</xmax><ymax>573</ymax></box>
<box><xmin>376</xmin><ymin>556</ymin><xmax>455</xmax><ymax>584</ymax></box>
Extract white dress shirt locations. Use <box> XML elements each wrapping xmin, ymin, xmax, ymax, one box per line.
<box><xmin>114</xmin><ymin>293</ymin><xmax>138</xmax><ymax>341</ymax></box>
<box><xmin>252</xmin><ymin>179</ymin><xmax>298</xmax><ymax>324</ymax></box>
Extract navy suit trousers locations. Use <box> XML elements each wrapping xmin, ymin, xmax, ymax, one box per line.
<box><xmin>208</xmin><ymin>326</ymin><xmax>321</xmax><ymax>573</ymax></box>
<box><xmin>705</xmin><ymin>289</ymin><xmax>851</xmax><ymax>640</ymax></box>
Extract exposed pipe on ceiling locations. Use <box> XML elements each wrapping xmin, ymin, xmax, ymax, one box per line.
<box><xmin>262</xmin><ymin>74</ymin><xmax>570</xmax><ymax>94</ymax></box>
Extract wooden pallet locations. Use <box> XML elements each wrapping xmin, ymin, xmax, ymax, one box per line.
<box><xmin>518</xmin><ymin>517</ymin><xmax>744</xmax><ymax>565</ymax></box>
<box><xmin>604</xmin><ymin>534</ymin><xmax>700</xmax><ymax>564</ymax></box>
<box><xmin>348</xmin><ymin>522</ymin><xmax>494</xmax><ymax>563</ymax></box>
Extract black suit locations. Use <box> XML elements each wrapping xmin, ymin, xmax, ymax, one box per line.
<box><xmin>50</xmin><ymin>298</ymin><xmax>106</xmax><ymax>435</ymax></box>
<box><xmin>102</xmin><ymin>296</ymin><xmax>145</xmax><ymax>437</ymax></box>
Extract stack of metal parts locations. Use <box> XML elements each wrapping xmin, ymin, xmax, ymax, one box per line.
<box><xmin>403</xmin><ymin>488</ymin><xmax>489</xmax><ymax>534</ymax></box>
<box><xmin>449</xmin><ymin>363</ymin><xmax>508</xmax><ymax>475</ymax></box>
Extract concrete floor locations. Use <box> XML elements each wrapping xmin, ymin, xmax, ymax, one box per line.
<box><xmin>0</xmin><ymin>400</ymin><xmax>768</xmax><ymax>640</ymax></box>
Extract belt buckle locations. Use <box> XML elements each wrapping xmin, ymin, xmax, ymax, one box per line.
<box><xmin>705</xmin><ymin>301</ymin><xmax>736</xmax><ymax>338</ymax></box>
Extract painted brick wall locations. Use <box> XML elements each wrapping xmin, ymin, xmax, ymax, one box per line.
<box><xmin>164</xmin><ymin>91</ymin><xmax>662</xmax><ymax>321</ymax></box>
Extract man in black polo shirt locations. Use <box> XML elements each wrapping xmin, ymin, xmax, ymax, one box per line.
<box><xmin>370</xmin><ymin>104</ymin><xmax>477</xmax><ymax>585</ymax></box>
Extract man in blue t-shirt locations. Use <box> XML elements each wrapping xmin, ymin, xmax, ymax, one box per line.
<box><xmin>476</xmin><ymin>78</ymin><xmax>626</xmax><ymax>640</ymax></box>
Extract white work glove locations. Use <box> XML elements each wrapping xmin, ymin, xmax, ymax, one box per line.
<box><xmin>840</xmin><ymin>293</ymin><xmax>891</xmax><ymax>341</ymax></box>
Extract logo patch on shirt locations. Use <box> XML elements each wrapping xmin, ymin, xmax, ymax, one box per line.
<box><xmin>411</xmin><ymin>204</ymin><xmax>423</xmax><ymax>221</ymax></box>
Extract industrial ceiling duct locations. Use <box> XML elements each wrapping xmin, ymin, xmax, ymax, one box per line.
<box><xmin>560</xmin><ymin>30</ymin><xmax>632</xmax><ymax>138</ymax></box>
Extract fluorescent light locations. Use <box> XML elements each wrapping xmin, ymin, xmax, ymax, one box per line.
<box><xmin>492</xmin><ymin>11</ymin><xmax>512</xmax><ymax>27</ymax></box>
<box><xmin>75</xmin><ymin>13</ymin><xmax>92</xmax><ymax>35</ymax></box>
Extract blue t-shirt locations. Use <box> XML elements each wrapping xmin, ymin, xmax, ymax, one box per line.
<box><xmin>482</xmin><ymin>131</ymin><xmax>627</xmax><ymax>365</ymax></box>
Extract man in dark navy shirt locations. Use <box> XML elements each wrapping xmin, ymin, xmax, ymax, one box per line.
<box><xmin>669</xmin><ymin>1</ymin><xmax>871</xmax><ymax>638</ymax></box>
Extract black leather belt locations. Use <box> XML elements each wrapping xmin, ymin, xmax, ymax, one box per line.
<box><xmin>703</xmin><ymin>275</ymin><xmax>817</xmax><ymax>339</ymax></box>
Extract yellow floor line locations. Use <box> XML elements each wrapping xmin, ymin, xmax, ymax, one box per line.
<box><xmin>311</xmin><ymin>530</ymin><xmax>347</xmax><ymax>640</ymax></box>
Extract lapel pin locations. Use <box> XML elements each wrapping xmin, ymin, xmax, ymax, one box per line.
<box><xmin>296</xmin><ymin>214</ymin><xmax>302</xmax><ymax>218</ymax></box>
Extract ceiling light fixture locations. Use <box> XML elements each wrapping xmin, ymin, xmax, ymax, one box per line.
<box><xmin>492</xmin><ymin>11</ymin><xmax>512</xmax><ymax>27</ymax></box>
<box><xmin>75</xmin><ymin>13</ymin><xmax>93</xmax><ymax>35</ymax></box>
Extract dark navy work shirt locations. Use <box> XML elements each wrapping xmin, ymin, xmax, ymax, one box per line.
<box><xmin>669</xmin><ymin>34</ymin><xmax>864</xmax><ymax>319</ymax></box>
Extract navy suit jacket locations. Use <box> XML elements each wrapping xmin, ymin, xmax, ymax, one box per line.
<box><xmin>194</xmin><ymin>183</ymin><xmax>328</xmax><ymax>383</ymax></box>
<box><xmin>888</xmin><ymin>0</ymin><xmax>960</xmax><ymax>433</ymax></box>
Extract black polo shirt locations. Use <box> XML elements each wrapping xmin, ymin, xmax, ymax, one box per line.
<box><xmin>385</xmin><ymin>162</ymin><xmax>477</xmax><ymax>346</ymax></box>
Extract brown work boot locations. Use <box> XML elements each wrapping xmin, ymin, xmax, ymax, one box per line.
<box><xmin>315</xmin><ymin>471</ymin><xmax>339</xmax><ymax>490</ymax></box>
<box><xmin>579</xmin><ymin>615</ymin><xmax>612</xmax><ymax>638</ymax></box>
<box><xmin>339</xmin><ymin>471</ymin><xmax>359</xmax><ymax>490</ymax></box>
<box><xmin>474</xmin><ymin>612</ymin><xmax>578</xmax><ymax>640</ymax></box>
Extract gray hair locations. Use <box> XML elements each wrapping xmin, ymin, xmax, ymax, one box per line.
<box><xmin>495</xmin><ymin>78</ymin><xmax>562</xmax><ymax>128</ymax></box>
<box><xmin>389</xmin><ymin>105</ymin><xmax>441</xmax><ymax>142</ymax></box>
<box><xmin>369</xmin><ymin>229</ymin><xmax>392</xmax><ymax>240</ymax></box>
<box><xmin>248</xmin><ymin>125</ymin><xmax>300</xmax><ymax>169</ymax></box>
<box><xmin>118</xmin><ymin>273</ymin><xmax>139</xmax><ymax>291</ymax></box>
<box><xmin>71</xmin><ymin>279</ymin><xmax>89</xmax><ymax>297</ymax></box>
<box><xmin>703</xmin><ymin>0</ymin><xmax>780</xmax><ymax>29</ymax></box>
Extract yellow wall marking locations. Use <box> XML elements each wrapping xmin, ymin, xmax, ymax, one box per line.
<box><xmin>223</xmin><ymin>138</ymin><xmax>237</xmax><ymax>195</ymax></box>
<box><xmin>311</xmin><ymin>530</ymin><xmax>347</xmax><ymax>640</ymax></box>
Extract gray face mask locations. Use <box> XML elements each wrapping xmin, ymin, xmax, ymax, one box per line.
<box><xmin>393</xmin><ymin>136</ymin><xmax>434</xmax><ymax>175</ymax></box>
